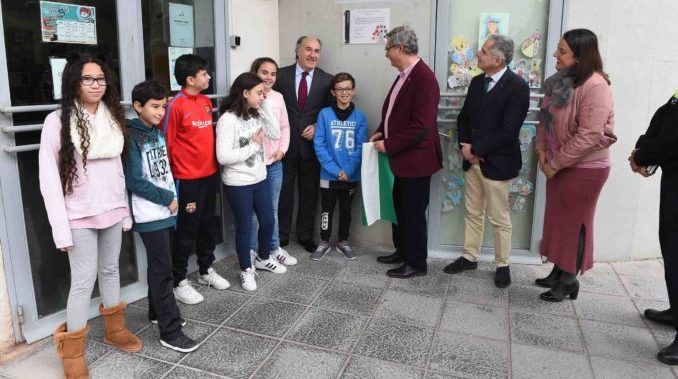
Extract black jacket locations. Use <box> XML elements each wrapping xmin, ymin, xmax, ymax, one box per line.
<box><xmin>457</xmin><ymin>68</ymin><xmax>530</xmax><ymax>180</ymax></box>
<box><xmin>634</xmin><ymin>96</ymin><xmax>678</xmax><ymax>176</ymax></box>
<box><xmin>273</xmin><ymin>64</ymin><xmax>333</xmax><ymax>160</ymax></box>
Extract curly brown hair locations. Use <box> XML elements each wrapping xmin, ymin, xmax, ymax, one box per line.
<box><xmin>58</xmin><ymin>53</ymin><xmax>127</xmax><ymax>195</ymax></box>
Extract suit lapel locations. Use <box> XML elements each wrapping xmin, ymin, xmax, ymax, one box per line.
<box><xmin>391</xmin><ymin>61</ymin><xmax>420</xmax><ymax>109</ymax></box>
<box><xmin>482</xmin><ymin>69</ymin><xmax>513</xmax><ymax>103</ymax></box>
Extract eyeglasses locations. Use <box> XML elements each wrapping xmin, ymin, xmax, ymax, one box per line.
<box><xmin>384</xmin><ymin>44</ymin><xmax>399</xmax><ymax>51</ymax></box>
<box><xmin>334</xmin><ymin>87</ymin><xmax>354</xmax><ymax>93</ymax></box>
<box><xmin>81</xmin><ymin>76</ymin><xmax>107</xmax><ymax>86</ymax></box>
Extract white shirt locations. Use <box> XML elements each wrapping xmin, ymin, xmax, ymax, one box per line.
<box><xmin>294</xmin><ymin>64</ymin><xmax>315</xmax><ymax>100</ymax></box>
<box><xmin>486</xmin><ymin>66</ymin><xmax>508</xmax><ymax>92</ymax></box>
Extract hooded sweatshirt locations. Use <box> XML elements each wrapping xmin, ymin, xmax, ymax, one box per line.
<box><xmin>124</xmin><ymin>118</ymin><xmax>177</xmax><ymax>232</ymax></box>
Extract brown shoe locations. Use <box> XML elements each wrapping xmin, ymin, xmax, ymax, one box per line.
<box><xmin>54</xmin><ymin>323</ymin><xmax>90</xmax><ymax>379</ymax></box>
<box><xmin>99</xmin><ymin>302</ymin><xmax>142</xmax><ymax>352</ymax></box>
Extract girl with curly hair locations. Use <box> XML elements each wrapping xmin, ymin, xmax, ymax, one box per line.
<box><xmin>38</xmin><ymin>53</ymin><xmax>141</xmax><ymax>378</ymax></box>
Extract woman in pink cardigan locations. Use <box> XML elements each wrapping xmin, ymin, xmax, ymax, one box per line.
<box><xmin>39</xmin><ymin>53</ymin><xmax>141</xmax><ymax>378</ymax></box>
<box><xmin>535</xmin><ymin>29</ymin><xmax>617</xmax><ymax>302</ymax></box>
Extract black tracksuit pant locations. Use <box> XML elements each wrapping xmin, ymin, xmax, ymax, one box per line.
<box><xmin>172</xmin><ymin>174</ymin><xmax>218</xmax><ymax>286</ymax></box>
<box><xmin>140</xmin><ymin>228</ymin><xmax>183</xmax><ymax>341</ymax></box>
<box><xmin>660</xmin><ymin>173</ymin><xmax>678</xmax><ymax>330</ymax></box>
<box><xmin>320</xmin><ymin>182</ymin><xmax>357</xmax><ymax>242</ymax></box>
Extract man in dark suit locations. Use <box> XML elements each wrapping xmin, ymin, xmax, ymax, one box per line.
<box><xmin>443</xmin><ymin>34</ymin><xmax>530</xmax><ymax>288</ymax></box>
<box><xmin>274</xmin><ymin>36</ymin><xmax>333</xmax><ymax>252</ymax></box>
<box><xmin>371</xmin><ymin>25</ymin><xmax>442</xmax><ymax>278</ymax></box>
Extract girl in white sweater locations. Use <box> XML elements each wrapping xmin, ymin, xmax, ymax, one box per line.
<box><xmin>217</xmin><ymin>72</ymin><xmax>285</xmax><ymax>291</ymax></box>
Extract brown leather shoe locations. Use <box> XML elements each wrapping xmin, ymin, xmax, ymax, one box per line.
<box><xmin>99</xmin><ymin>302</ymin><xmax>142</xmax><ymax>352</ymax></box>
<box><xmin>54</xmin><ymin>323</ymin><xmax>90</xmax><ymax>379</ymax></box>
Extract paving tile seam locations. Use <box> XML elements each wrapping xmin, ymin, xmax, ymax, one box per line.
<box><xmin>334</xmin><ymin>274</ymin><xmax>394</xmax><ymax>379</ymax></box>
<box><xmin>164</xmin><ymin>363</ymin><xmax>233</xmax><ymax>379</ymax></box>
<box><xmin>247</xmin><ymin>263</ymin><xmax>340</xmax><ymax>379</ymax></box>
<box><xmin>171</xmin><ymin>289</ymin><xmax>261</xmax><ymax>369</ymax></box>
<box><xmin>422</xmin><ymin>265</ymin><xmax>453</xmax><ymax>378</ymax></box>
<box><xmin>609</xmin><ymin>264</ymin><xmax>667</xmax><ymax>352</ymax></box>
<box><xmin>436</xmin><ymin>327</ymin><xmax>509</xmax><ymax>345</ymax></box>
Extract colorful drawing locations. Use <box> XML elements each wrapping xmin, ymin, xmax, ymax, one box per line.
<box><xmin>520</xmin><ymin>30</ymin><xmax>542</xmax><ymax>58</ymax></box>
<box><xmin>450</xmin><ymin>35</ymin><xmax>475</xmax><ymax>64</ymax></box>
<box><xmin>442</xmin><ymin>174</ymin><xmax>465</xmax><ymax>212</ymax></box>
<box><xmin>478</xmin><ymin>12</ymin><xmax>509</xmax><ymax>48</ymax></box>
<box><xmin>510</xmin><ymin>178</ymin><xmax>534</xmax><ymax>196</ymax></box>
<box><xmin>519</xmin><ymin>124</ymin><xmax>537</xmax><ymax>151</ymax></box>
<box><xmin>528</xmin><ymin>59</ymin><xmax>542</xmax><ymax>89</ymax></box>
<box><xmin>515</xmin><ymin>59</ymin><xmax>528</xmax><ymax>81</ymax></box>
<box><xmin>448</xmin><ymin>60</ymin><xmax>482</xmax><ymax>90</ymax></box>
<box><xmin>510</xmin><ymin>195</ymin><xmax>527</xmax><ymax>213</ymax></box>
<box><xmin>372</xmin><ymin>24</ymin><xmax>388</xmax><ymax>42</ymax></box>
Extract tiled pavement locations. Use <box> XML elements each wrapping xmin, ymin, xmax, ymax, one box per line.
<box><xmin>1</xmin><ymin>244</ymin><xmax>676</xmax><ymax>378</ymax></box>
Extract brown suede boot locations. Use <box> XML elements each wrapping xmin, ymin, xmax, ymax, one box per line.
<box><xmin>99</xmin><ymin>302</ymin><xmax>142</xmax><ymax>352</ymax></box>
<box><xmin>54</xmin><ymin>323</ymin><xmax>90</xmax><ymax>379</ymax></box>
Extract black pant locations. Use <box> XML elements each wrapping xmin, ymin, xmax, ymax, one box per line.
<box><xmin>392</xmin><ymin>176</ymin><xmax>431</xmax><ymax>270</ymax></box>
<box><xmin>140</xmin><ymin>228</ymin><xmax>183</xmax><ymax>341</ymax></box>
<box><xmin>172</xmin><ymin>174</ymin><xmax>218</xmax><ymax>286</ymax></box>
<box><xmin>278</xmin><ymin>156</ymin><xmax>320</xmax><ymax>242</ymax></box>
<box><xmin>320</xmin><ymin>185</ymin><xmax>356</xmax><ymax>242</ymax></box>
<box><xmin>659</xmin><ymin>173</ymin><xmax>678</xmax><ymax>330</ymax></box>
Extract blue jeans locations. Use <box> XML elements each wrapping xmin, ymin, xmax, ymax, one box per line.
<box><xmin>249</xmin><ymin>161</ymin><xmax>282</xmax><ymax>251</ymax></box>
<box><xmin>224</xmin><ymin>179</ymin><xmax>275</xmax><ymax>270</ymax></box>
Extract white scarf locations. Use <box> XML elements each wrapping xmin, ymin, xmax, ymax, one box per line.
<box><xmin>70</xmin><ymin>101</ymin><xmax>124</xmax><ymax>159</ymax></box>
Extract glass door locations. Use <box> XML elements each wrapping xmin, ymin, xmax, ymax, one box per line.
<box><xmin>429</xmin><ymin>0</ymin><xmax>564</xmax><ymax>258</ymax></box>
<box><xmin>0</xmin><ymin>0</ymin><xmax>145</xmax><ymax>342</ymax></box>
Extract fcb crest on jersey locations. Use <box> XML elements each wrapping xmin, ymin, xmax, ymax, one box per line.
<box><xmin>204</xmin><ymin>105</ymin><xmax>211</xmax><ymax>114</ymax></box>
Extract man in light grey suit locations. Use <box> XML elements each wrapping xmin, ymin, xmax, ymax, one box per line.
<box><xmin>274</xmin><ymin>36</ymin><xmax>333</xmax><ymax>252</ymax></box>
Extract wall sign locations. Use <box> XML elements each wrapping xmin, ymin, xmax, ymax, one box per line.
<box><xmin>342</xmin><ymin>9</ymin><xmax>389</xmax><ymax>44</ymax></box>
<box><xmin>40</xmin><ymin>1</ymin><xmax>97</xmax><ymax>45</ymax></box>
<box><xmin>169</xmin><ymin>3</ymin><xmax>194</xmax><ymax>48</ymax></box>
<box><xmin>49</xmin><ymin>57</ymin><xmax>67</xmax><ymax>99</ymax></box>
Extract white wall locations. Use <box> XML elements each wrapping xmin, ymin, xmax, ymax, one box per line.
<box><xmin>564</xmin><ymin>0</ymin><xmax>678</xmax><ymax>261</ymax></box>
<box><xmin>227</xmin><ymin>0</ymin><xmax>280</xmax><ymax>81</ymax></box>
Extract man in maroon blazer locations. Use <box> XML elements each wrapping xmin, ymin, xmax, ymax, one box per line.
<box><xmin>370</xmin><ymin>25</ymin><xmax>442</xmax><ymax>278</ymax></box>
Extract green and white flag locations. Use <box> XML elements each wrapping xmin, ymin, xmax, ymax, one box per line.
<box><xmin>361</xmin><ymin>142</ymin><xmax>397</xmax><ymax>226</ymax></box>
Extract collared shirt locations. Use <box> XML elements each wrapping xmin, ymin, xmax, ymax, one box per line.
<box><xmin>486</xmin><ymin>66</ymin><xmax>508</xmax><ymax>92</ymax></box>
<box><xmin>384</xmin><ymin>58</ymin><xmax>420</xmax><ymax>138</ymax></box>
<box><xmin>294</xmin><ymin>63</ymin><xmax>315</xmax><ymax>101</ymax></box>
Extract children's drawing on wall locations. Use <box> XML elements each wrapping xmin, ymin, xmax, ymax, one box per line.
<box><xmin>514</xmin><ymin>59</ymin><xmax>528</xmax><ymax>81</ymax></box>
<box><xmin>520</xmin><ymin>30</ymin><xmax>542</xmax><ymax>58</ymax></box>
<box><xmin>528</xmin><ymin>59</ymin><xmax>542</xmax><ymax>89</ymax></box>
<box><xmin>450</xmin><ymin>35</ymin><xmax>475</xmax><ymax>64</ymax></box>
<box><xmin>519</xmin><ymin>124</ymin><xmax>537</xmax><ymax>151</ymax></box>
<box><xmin>478</xmin><ymin>12</ymin><xmax>509</xmax><ymax>48</ymax></box>
<box><xmin>447</xmin><ymin>35</ymin><xmax>481</xmax><ymax>91</ymax></box>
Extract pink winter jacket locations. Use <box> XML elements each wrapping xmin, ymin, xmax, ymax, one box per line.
<box><xmin>536</xmin><ymin>72</ymin><xmax>615</xmax><ymax>170</ymax></box>
<box><xmin>39</xmin><ymin>111</ymin><xmax>131</xmax><ymax>249</ymax></box>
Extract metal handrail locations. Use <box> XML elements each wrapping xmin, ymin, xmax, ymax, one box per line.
<box><xmin>3</xmin><ymin>144</ymin><xmax>40</xmax><ymax>153</ymax></box>
<box><xmin>438</xmin><ymin>119</ymin><xmax>539</xmax><ymax>125</ymax></box>
<box><xmin>0</xmin><ymin>93</ymin><xmax>226</xmax><ymax>114</ymax></box>
<box><xmin>439</xmin><ymin>105</ymin><xmax>541</xmax><ymax>112</ymax></box>
<box><xmin>440</xmin><ymin>92</ymin><xmax>545</xmax><ymax>99</ymax></box>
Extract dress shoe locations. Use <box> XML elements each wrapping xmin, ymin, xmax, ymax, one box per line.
<box><xmin>299</xmin><ymin>239</ymin><xmax>317</xmax><ymax>253</ymax></box>
<box><xmin>386</xmin><ymin>264</ymin><xmax>427</xmax><ymax>279</ymax></box>
<box><xmin>495</xmin><ymin>266</ymin><xmax>511</xmax><ymax>288</ymax></box>
<box><xmin>443</xmin><ymin>257</ymin><xmax>477</xmax><ymax>274</ymax></box>
<box><xmin>645</xmin><ymin>308</ymin><xmax>674</xmax><ymax>327</ymax></box>
<box><xmin>535</xmin><ymin>266</ymin><xmax>562</xmax><ymax>288</ymax></box>
<box><xmin>540</xmin><ymin>280</ymin><xmax>579</xmax><ymax>302</ymax></box>
<box><xmin>376</xmin><ymin>251</ymin><xmax>405</xmax><ymax>264</ymax></box>
<box><xmin>658</xmin><ymin>334</ymin><xmax>678</xmax><ymax>365</ymax></box>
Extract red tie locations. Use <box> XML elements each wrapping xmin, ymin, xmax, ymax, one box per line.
<box><xmin>297</xmin><ymin>71</ymin><xmax>309</xmax><ymax>109</ymax></box>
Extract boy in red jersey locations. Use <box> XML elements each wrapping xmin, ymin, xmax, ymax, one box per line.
<box><xmin>162</xmin><ymin>54</ymin><xmax>229</xmax><ymax>305</ymax></box>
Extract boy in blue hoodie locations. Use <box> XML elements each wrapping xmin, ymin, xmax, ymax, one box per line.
<box><xmin>125</xmin><ymin>80</ymin><xmax>198</xmax><ymax>353</ymax></box>
<box><xmin>312</xmin><ymin>72</ymin><xmax>368</xmax><ymax>260</ymax></box>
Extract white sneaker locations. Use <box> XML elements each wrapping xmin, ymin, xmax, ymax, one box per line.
<box><xmin>240</xmin><ymin>267</ymin><xmax>258</xmax><ymax>291</ymax></box>
<box><xmin>271</xmin><ymin>247</ymin><xmax>297</xmax><ymax>265</ymax></box>
<box><xmin>173</xmin><ymin>279</ymin><xmax>204</xmax><ymax>304</ymax></box>
<box><xmin>198</xmin><ymin>267</ymin><xmax>230</xmax><ymax>290</ymax></box>
<box><xmin>254</xmin><ymin>257</ymin><xmax>288</xmax><ymax>273</ymax></box>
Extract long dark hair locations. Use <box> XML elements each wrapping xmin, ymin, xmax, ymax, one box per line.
<box><xmin>249</xmin><ymin>57</ymin><xmax>278</xmax><ymax>74</ymax></box>
<box><xmin>59</xmin><ymin>53</ymin><xmax>126</xmax><ymax>195</ymax></box>
<box><xmin>562</xmin><ymin>28</ymin><xmax>610</xmax><ymax>87</ymax></box>
<box><xmin>218</xmin><ymin>72</ymin><xmax>262</xmax><ymax>119</ymax></box>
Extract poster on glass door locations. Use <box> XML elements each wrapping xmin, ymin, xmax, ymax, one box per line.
<box><xmin>40</xmin><ymin>1</ymin><xmax>97</xmax><ymax>44</ymax></box>
<box><xmin>169</xmin><ymin>3</ymin><xmax>195</xmax><ymax>48</ymax></box>
<box><xmin>342</xmin><ymin>9</ymin><xmax>389</xmax><ymax>44</ymax></box>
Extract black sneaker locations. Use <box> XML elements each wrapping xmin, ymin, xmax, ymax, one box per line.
<box><xmin>495</xmin><ymin>266</ymin><xmax>511</xmax><ymax>288</ymax></box>
<box><xmin>160</xmin><ymin>332</ymin><xmax>199</xmax><ymax>353</ymax></box>
<box><xmin>150</xmin><ymin>317</ymin><xmax>187</xmax><ymax>327</ymax></box>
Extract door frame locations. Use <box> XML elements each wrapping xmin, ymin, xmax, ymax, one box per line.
<box><xmin>427</xmin><ymin>0</ymin><xmax>566</xmax><ymax>262</ymax></box>
<box><xmin>0</xmin><ymin>0</ymin><xmax>231</xmax><ymax>343</ymax></box>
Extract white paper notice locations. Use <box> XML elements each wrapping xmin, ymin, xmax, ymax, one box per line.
<box><xmin>343</xmin><ymin>9</ymin><xmax>389</xmax><ymax>44</ymax></box>
<box><xmin>169</xmin><ymin>3</ymin><xmax>194</xmax><ymax>48</ymax></box>
<box><xmin>168</xmin><ymin>47</ymin><xmax>194</xmax><ymax>91</ymax></box>
<box><xmin>49</xmin><ymin>57</ymin><xmax>67</xmax><ymax>99</ymax></box>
